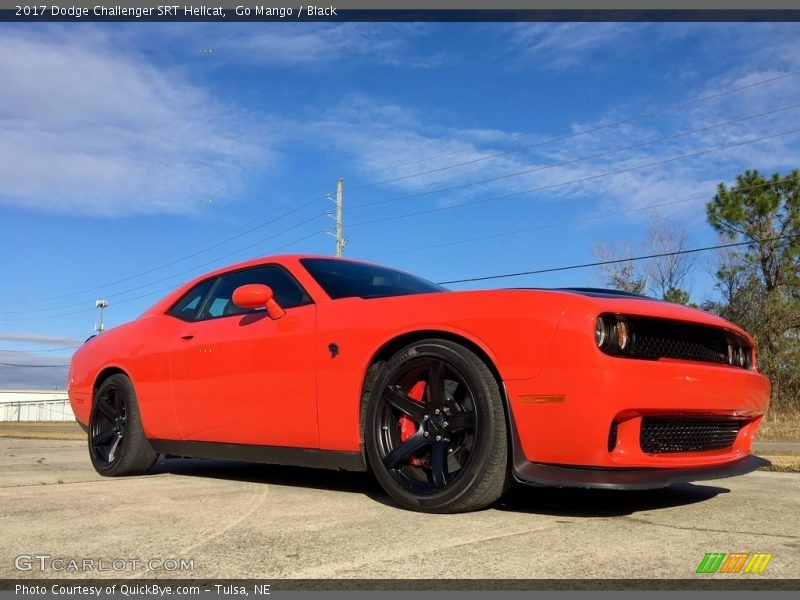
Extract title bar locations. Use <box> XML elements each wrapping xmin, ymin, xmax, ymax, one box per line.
<box><xmin>1</xmin><ymin>0</ymin><xmax>800</xmax><ymax>21</ymax></box>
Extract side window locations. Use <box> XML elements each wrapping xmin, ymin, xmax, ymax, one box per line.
<box><xmin>167</xmin><ymin>278</ymin><xmax>216</xmax><ymax>322</ymax></box>
<box><xmin>197</xmin><ymin>266</ymin><xmax>311</xmax><ymax>320</ymax></box>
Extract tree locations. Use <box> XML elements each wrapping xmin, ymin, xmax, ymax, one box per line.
<box><xmin>663</xmin><ymin>287</ymin><xmax>691</xmax><ymax>305</ymax></box>
<box><xmin>593</xmin><ymin>242</ymin><xmax>648</xmax><ymax>295</ymax></box>
<box><xmin>593</xmin><ymin>213</ymin><xmax>693</xmax><ymax>304</ymax></box>
<box><xmin>707</xmin><ymin>169</ymin><xmax>800</xmax><ymax>294</ymax></box>
<box><xmin>643</xmin><ymin>213</ymin><xmax>695</xmax><ymax>302</ymax></box>
<box><xmin>706</xmin><ymin>169</ymin><xmax>800</xmax><ymax>412</ymax></box>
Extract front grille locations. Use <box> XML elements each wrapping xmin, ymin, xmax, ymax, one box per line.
<box><xmin>640</xmin><ymin>417</ymin><xmax>745</xmax><ymax>453</ymax></box>
<box><xmin>625</xmin><ymin>317</ymin><xmax>747</xmax><ymax>367</ymax></box>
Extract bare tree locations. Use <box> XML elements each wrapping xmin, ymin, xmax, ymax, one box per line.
<box><xmin>592</xmin><ymin>213</ymin><xmax>694</xmax><ymax>302</ymax></box>
<box><xmin>643</xmin><ymin>212</ymin><xmax>695</xmax><ymax>301</ymax></box>
<box><xmin>710</xmin><ymin>244</ymin><xmax>749</xmax><ymax>310</ymax></box>
<box><xmin>593</xmin><ymin>242</ymin><xmax>647</xmax><ymax>295</ymax></box>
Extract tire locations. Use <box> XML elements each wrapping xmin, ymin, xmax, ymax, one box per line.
<box><xmin>88</xmin><ymin>373</ymin><xmax>158</xmax><ymax>476</ymax></box>
<box><xmin>364</xmin><ymin>339</ymin><xmax>509</xmax><ymax>513</ymax></box>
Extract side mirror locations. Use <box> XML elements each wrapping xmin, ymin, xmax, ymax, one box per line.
<box><xmin>231</xmin><ymin>284</ymin><xmax>285</xmax><ymax>320</ymax></box>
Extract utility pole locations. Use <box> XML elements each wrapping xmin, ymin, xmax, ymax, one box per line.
<box><xmin>95</xmin><ymin>299</ymin><xmax>108</xmax><ymax>333</ymax></box>
<box><xmin>326</xmin><ymin>178</ymin><xmax>347</xmax><ymax>257</ymax></box>
<box><xmin>335</xmin><ymin>177</ymin><xmax>345</xmax><ymax>257</ymax></box>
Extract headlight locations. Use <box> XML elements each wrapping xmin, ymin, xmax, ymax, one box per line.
<box><xmin>615</xmin><ymin>321</ymin><xmax>630</xmax><ymax>351</ymax></box>
<box><xmin>595</xmin><ymin>316</ymin><xmax>609</xmax><ymax>348</ymax></box>
<box><xmin>596</xmin><ymin>315</ymin><xmax>633</xmax><ymax>354</ymax></box>
<box><xmin>727</xmin><ymin>342</ymin><xmax>748</xmax><ymax>367</ymax></box>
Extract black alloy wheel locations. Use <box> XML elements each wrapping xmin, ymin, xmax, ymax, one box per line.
<box><xmin>377</xmin><ymin>358</ymin><xmax>478</xmax><ymax>493</ymax></box>
<box><xmin>90</xmin><ymin>384</ymin><xmax>127</xmax><ymax>466</ymax></box>
<box><xmin>88</xmin><ymin>374</ymin><xmax>158</xmax><ymax>476</ymax></box>
<box><xmin>365</xmin><ymin>339</ymin><xmax>509</xmax><ymax>513</ymax></box>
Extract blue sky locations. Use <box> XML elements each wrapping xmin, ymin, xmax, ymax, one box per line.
<box><xmin>1</xmin><ymin>22</ymin><xmax>799</xmax><ymax>387</ymax></box>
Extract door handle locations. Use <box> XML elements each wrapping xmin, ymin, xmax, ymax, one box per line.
<box><xmin>180</xmin><ymin>334</ymin><xmax>195</xmax><ymax>340</ymax></box>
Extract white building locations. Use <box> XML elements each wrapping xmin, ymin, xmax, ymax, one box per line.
<box><xmin>0</xmin><ymin>389</ymin><xmax>74</xmax><ymax>421</ymax></box>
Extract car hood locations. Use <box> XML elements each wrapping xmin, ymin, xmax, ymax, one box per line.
<box><xmin>433</xmin><ymin>287</ymin><xmax>752</xmax><ymax>342</ymax></box>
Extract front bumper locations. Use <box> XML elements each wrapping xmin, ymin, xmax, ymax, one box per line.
<box><xmin>506</xmin><ymin>357</ymin><xmax>770</xmax><ymax>469</ymax></box>
<box><xmin>513</xmin><ymin>455</ymin><xmax>770</xmax><ymax>490</ymax></box>
<box><xmin>504</xmin><ymin>305</ymin><xmax>771</xmax><ymax>470</ymax></box>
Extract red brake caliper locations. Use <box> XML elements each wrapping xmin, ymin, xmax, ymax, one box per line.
<box><xmin>399</xmin><ymin>381</ymin><xmax>426</xmax><ymax>466</ymax></box>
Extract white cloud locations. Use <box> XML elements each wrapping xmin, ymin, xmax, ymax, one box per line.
<box><xmin>0</xmin><ymin>28</ymin><xmax>270</xmax><ymax>216</ymax></box>
<box><xmin>506</xmin><ymin>23</ymin><xmax>646</xmax><ymax>70</ymax></box>
<box><xmin>218</xmin><ymin>23</ymin><xmax>444</xmax><ymax>68</ymax></box>
<box><xmin>0</xmin><ymin>23</ymin><xmax>447</xmax><ymax>217</ymax></box>
<box><xmin>291</xmin><ymin>32</ymin><xmax>800</xmax><ymax>228</ymax></box>
<box><xmin>2</xmin><ymin>23</ymin><xmax>798</xmax><ymax>228</ymax></box>
<box><xmin>0</xmin><ymin>332</ymin><xmax>84</xmax><ymax>346</ymax></box>
<box><xmin>506</xmin><ymin>22</ymin><xmax>800</xmax><ymax>74</ymax></box>
<box><xmin>116</xmin><ymin>23</ymin><xmax>445</xmax><ymax>69</ymax></box>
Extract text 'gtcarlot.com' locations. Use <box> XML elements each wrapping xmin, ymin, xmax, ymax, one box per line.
<box><xmin>14</xmin><ymin>554</ymin><xmax>194</xmax><ymax>573</ymax></box>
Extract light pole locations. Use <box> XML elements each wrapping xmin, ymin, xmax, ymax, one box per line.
<box><xmin>95</xmin><ymin>299</ymin><xmax>108</xmax><ymax>333</ymax></box>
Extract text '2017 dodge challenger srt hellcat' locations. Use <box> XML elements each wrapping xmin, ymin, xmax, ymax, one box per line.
<box><xmin>68</xmin><ymin>255</ymin><xmax>770</xmax><ymax>513</ymax></box>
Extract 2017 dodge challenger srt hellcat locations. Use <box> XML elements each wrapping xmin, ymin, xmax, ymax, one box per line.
<box><xmin>68</xmin><ymin>255</ymin><xmax>770</xmax><ymax>513</ymax></box>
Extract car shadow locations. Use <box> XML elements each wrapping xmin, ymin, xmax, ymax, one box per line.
<box><xmin>149</xmin><ymin>456</ymin><xmax>729</xmax><ymax>516</ymax></box>
<box><xmin>151</xmin><ymin>456</ymin><xmax>383</xmax><ymax>496</ymax></box>
<box><xmin>495</xmin><ymin>481</ymin><xmax>730</xmax><ymax>517</ymax></box>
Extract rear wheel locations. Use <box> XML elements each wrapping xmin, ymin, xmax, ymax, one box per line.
<box><xmin>365</xmin><ymin>339</ymin><xmax>509</xmax><ymax>513</ymax></box>
<box><xmin>88</xmin><ymin>374</ymin><xmax>157</xmax><ymax>476</ymax></box>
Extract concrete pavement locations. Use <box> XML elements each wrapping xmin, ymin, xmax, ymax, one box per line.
<box><xmin>1</xmin><ymin>437</ymin><xmax>798</xmax><ymax>580</ymax></box>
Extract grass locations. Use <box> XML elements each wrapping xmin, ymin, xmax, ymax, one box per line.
<box><xmin>756</xmin><ymin>451</ymin><xmax>800</xmax><ymax>473</ymax></box>
<box><xmin>756</xmin><ymin>409</ymin><xmax>800</xmax><ymax>441</ymax></box>
<box><xmin>0</xmin><ymin>421</ymin><xmax>85</xmax><ymax>441</ymax></box>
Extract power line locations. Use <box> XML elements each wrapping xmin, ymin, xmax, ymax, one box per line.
<box><xmin>337</xmin><ymin>51</ymin><xmax>800</xmax><ymax>186</ymax></box>
<box><xmin>436</xmin><ymin>234</ymin><xmax>800</xmax><ymax>286</ymax></box>
<box><xmin>0</xmin><ymin>195</ymin><xmax>328</xmax><ymax>307</ymax></box>
<box><xmin>8</xmin><ymin>55</ymin><xmax>798</xmax><ymax>310</ymax></box>
<box><xmin>346</xmin><ymin>102</ymin><xmax>800</xmax><ymax>212</ymax></box>
<box><xmin>4</xmin><ymin>215</ymin><xmax>327</xmax><ymax>318</ymax></box>
<box><xmin>7</xmin><ymin>216</ymin><xmax>797</xmax><ymax>338</ymax></box>
<box><xmin>348</xmin><ymin>126</ymin><xmax>800</xmax><ymax>228</ymax></box>
<box><xmin>5</xmin><ymin>54</ymin><xmax>799</xmax><ymax>312</ymax></box>
<box><xmin>365</xmin><ymin>175</ymin><xmax>800</xmax><ymax>259</ymax></box>
<box><xmin>21</xmin><ymin>92</ymin><xmax>780</xmax><ymax>317</ymax></box>
<box><xmin>14</xmin><ymin>128</ymin><xmax>800</xmax><ymax>321</ymax></box>
<box><xmin>103</xmin><ymin>228</ymin><xmax>325</xmax><ymax>309</ymax></box>
<box><xmin>343</xmin><ymin>67</ymin><xmax>800</xmax><ymax>194</ymax></box>
<box><xmin>18</xmin><ymin>99</ymin><xmax>794</xmax><ymax>317</ymax></box>
<box><xmin>3</xmin><ymin>227</ymin><xmax>327</xmax><ymax>322</ymax></box>
<box><xmin>9</xmin><ymin>234</ymin><xmax>796</xmax><ymax>342</ymax></box>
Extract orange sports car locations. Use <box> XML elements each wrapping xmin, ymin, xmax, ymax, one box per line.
<box><xmin>68</xmin><ymin>255</ymin><xmax>770</xmax><ymax>513</ymax></box>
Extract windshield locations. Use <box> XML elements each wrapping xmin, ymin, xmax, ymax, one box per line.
<box><xmin>300</xmin><ymin>258</ymin><xmax>446</xmax><ymax>300</ymax></box>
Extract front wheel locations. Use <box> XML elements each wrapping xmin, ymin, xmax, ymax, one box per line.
<box><xmin>365</xmin><ymin>339</ymin><xmax>509</xmax><ymax>513</ymax></box>
<box><xmin>88</xmin><ymin>373</ymin><xmax>158</xmax><ymax>476</ymax></box>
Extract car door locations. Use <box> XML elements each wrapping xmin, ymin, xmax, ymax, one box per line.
<box><xmin>168</xmin><ymin>264</ymin><xmax>318</xmax><ymax>448</ymax></box>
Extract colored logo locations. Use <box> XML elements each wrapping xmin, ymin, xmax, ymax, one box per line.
<box><xmin>696</xmin><ymin>553</ymin><xmax>773</xmax><ymax>574</ymax></box>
